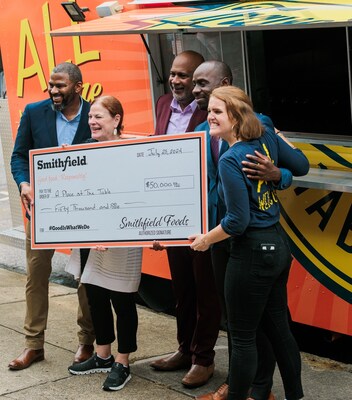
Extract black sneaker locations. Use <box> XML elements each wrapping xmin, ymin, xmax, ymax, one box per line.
<box><xmin>102</xmin><ymin>362</ymin><xmax>131</xmax><ymax>391</ymax></box>
<box><xmin>68</xmin><ymin>353</ymin><xmax>114</xmax><ymax>375</ymax></box>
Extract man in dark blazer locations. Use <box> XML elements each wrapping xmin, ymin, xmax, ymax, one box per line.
<box><xmin>9</xmin><ymin>62</ymin><xmax>95</xmax><ymax>370</ymax></box>
<box><xmin>151</xmin><ymin>51</ymin><xmax>221</xmax><ymax>389</ymax></box>
<box><xmin>193</xmin><ymin>61</ymin><xmax>292</xmax><ymax>235</ymax></box>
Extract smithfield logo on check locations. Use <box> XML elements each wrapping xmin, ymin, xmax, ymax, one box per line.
<box><xmin>37</xmin><ymin>155</ymin><xmax>87</xmax><ymax>172</ymax></box>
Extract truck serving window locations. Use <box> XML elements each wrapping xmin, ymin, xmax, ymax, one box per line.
<box><xmin>148</xmin><ymin>31</ymin><xmax>246</xmax><ymax>101</ymax></box>
<box><xmin>247</xmin><ymin>27</ymin><xmax>352</xmax><ymax>136</ymax></box>
<box><xmin>149</xmin><ymin>27</ymin><xmax>352</xmax><ymax>138</ymax></box>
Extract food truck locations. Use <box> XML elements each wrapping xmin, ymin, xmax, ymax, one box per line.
<box><xmin>0</xmin><ymin>0</ymin><xmax>351</xmax><ymax>336</ymax></box>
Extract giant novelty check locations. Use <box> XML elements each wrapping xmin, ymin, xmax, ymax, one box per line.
<box><xmin>30</xmin><ymin>133</ymin><xmax>208</xmax><ymax>249</ymax></box>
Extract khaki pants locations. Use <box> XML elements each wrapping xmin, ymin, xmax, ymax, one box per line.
<box><xmin>24</xmin><ymin>222</ymin><xmax>95</xmax><ymax>349</ymax></box>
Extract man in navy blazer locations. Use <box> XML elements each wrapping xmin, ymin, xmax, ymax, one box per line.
<box><xmin>9</xmin><ymin>62</ymin><xmax>95</xmax><ymax>370</ymax></box>
<box><xmin>151</xmin><ymin>51</ymin><xmax>221</xmax><ymax>389</ymax></box>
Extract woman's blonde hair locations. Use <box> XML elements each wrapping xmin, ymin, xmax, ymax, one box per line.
<box><xmin>210</xmin><ymin>86</ymin><xmax>264</xmax><ymax>141</ymax></box>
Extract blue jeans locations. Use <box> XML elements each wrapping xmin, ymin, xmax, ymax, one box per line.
<box><xmin>225</xmin><ymin>224</ymin><xmax>303</xmax><ymax>400</ymax></box>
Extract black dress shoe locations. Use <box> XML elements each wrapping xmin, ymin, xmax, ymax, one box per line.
<box><xmin>8</xmin><ymin>348</ymin><xmax>44</xmax><ymax>370</ymax></box>
<box><xmin>73</xmin><ymin>344</ymin><xmax>94</xmax><ymax>364</ymax></box>
<box><xmin>150</xmin><ymin>351</ymin><xmax>192</xmax><ymax>371</ymax></box>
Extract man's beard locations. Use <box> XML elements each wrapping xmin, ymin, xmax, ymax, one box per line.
<box><xmin>172</xmin><ymin>91</ymin><xmax>193</xmax><ymax>106</ymax></box>
<box><xmin>50</xmin><ymin>91</ymin><xmax>76</xmax><ymax>112</ymax></box>
<box><xmin>51</xmin><ymin>102</ymin><xmax>64</xmax><ymax>112</ymax></box>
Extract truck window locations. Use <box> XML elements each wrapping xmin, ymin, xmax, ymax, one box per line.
<box><xmin>149</xmin><ymin>27</ymin><xmax>352</xmax><ymax>138</ymax></box>
<box><xmin>148</xmin><ymin>31</ymin><xmax>246</xmax><ymax>105</ymax></box>
<box><xmin>246</xmin><ymin>27</ymin><xmax>352</xmax><ymax>136</ymax></box>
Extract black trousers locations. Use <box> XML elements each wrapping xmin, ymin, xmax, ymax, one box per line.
<box><xmin>211</xmin><ymin>239</ymin><xmax>276</xmax><ymax>398</ymax></box>
<box><xmin>225</xmin><ymin>224</ymin><xmax>303</xmax><ymax>400</ymax></box>
<box><xmin>85</xmin><ymin>283</ymin><xmax>138</xmax><ymax>354</ymax></box>
<box><xmin>166</xmin><ymin>246</ymin><xmax>221</xmax><ymax>366</ymax></box>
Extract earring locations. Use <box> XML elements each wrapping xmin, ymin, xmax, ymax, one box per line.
<box><xmin>113</xmin><ymin>127</ymin><xmax>118</xmax><ymax>136</ymax></box>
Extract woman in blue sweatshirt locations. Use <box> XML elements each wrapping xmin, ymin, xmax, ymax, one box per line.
<box><xmin>190</xmin><ymin>86</ymin><xmax>308</xmax><ymax>400</ymax></box>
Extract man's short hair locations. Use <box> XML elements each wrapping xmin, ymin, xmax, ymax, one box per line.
<box><xmin>208</xmin><ymin>60</ymin><xmax>233</xmax><ymax>85</ymax></box>
<box><xmin>52</xmin><ymin>62</ymin><xmax>82</xmax><ymax>84</ymax></box>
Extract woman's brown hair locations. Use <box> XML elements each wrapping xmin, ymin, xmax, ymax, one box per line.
<box><xmin>210</xmin><ymin>86</ymin><xmax>264</xmax><ymax>141</ymax></box>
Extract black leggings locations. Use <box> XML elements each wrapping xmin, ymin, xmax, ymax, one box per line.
<box><xmin>84</xmin><ymin>283</ymin><xmax>138</xmax><ymax>354</ymax></box>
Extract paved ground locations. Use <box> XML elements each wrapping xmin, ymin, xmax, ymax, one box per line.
<box><xmin>1</xmin><ymin>266</ymin><xmax>352</xmax><ymax>400</ymax></box>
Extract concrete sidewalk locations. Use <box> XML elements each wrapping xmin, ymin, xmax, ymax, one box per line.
<box><xmin>1</xmin><ymin>267</ymin><xmax>352</xmax><ymax>399</ymax></box>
